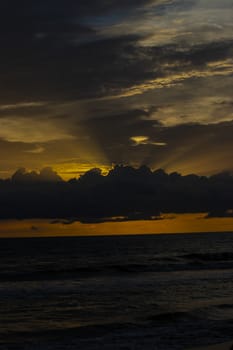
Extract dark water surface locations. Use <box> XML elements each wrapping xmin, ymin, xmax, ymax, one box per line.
<box><xmin>0</xmin><ymin>232</ymin><xmax>233</xmax><ymax>349</ymax></box>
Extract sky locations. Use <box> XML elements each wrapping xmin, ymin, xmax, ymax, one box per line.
<box><xmin>1</xmin><ymin>214</ymin><xmax>233</xmax><ymax>238</ymax></box>
<box><xmin>0</xmin><ymin>0</ymin><xmax>233</xmax><ymax>179</ymax></box>
<box><xmin>0</xmin><ymin>0</ymin><xmax>233</xmax><ymax>236</ymax></box>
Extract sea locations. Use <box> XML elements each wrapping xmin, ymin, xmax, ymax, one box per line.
<box><xmin>0</xmin><ymin>232</ymin><xmax>233</xmax><ymax>350</ymax></box>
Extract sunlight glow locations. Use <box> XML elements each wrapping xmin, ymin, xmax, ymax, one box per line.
<box><xmin>0</xmin><ymin>214</ymin><xmax>233</xmax><ymax>238</ymax></box>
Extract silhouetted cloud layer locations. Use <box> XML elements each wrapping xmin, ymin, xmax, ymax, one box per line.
<box><xmin>0</xmin><ymin>166</ymin><xmax>232</xmax><ymax>222</ymax></box>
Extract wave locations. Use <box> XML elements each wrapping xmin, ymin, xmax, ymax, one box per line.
<box><xmin>0</xmin><ymin>321</ymin><xmax>138</xmax><ymax>344</ymax></box>
<box><xmin>180</xmin><ymin>252</ymin><xmax>233</xmax><ymax>262</ymax></box>
<box><xmin>147</xmin><ymin>311</ymin><xmax>193</xmax><ymax>323</ymax></box>
<box><xmin>147</xmin><ymin>303</ymin><xmax>233</xmax><ymax>325</ymax></box>
<box><xmin>0</xmin><ymin>266</ymin><xmax>101</xmax><ymax>282</ymax></box>
<box><xmin>0</xmin><ymin>263</ymin><xmax>158</xmax><ymax>282</ymax></box>
<box><xmin>0</xmin><ymin>262</ymin><xmax>196</xmax><ymax>282</ymax></box>
<box><xmin>1</xmin><ymin>262</ymin><xmax>233</xmax><ymax>282</ymax></box>
<box><xmin>1</xmin><ymin>251</ymin><xmax>233</xmax><ymax>282</ymax></box>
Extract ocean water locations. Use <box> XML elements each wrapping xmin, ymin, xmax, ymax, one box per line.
<box><xmin>0</xmin><ymin>232</ymin><xmax>233</xmax><ymax>350</ymax></box>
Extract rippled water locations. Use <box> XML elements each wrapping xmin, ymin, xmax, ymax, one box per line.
<box><xmin>0</xmin><ymin>232</ymin><xmax>233</xmax><ymax>349</ymax></box>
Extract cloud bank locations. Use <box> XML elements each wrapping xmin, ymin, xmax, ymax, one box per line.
<box><xmin>0</xmin><ymin>166</ymin><xmax>232</xmax><ymax>222</ymax></box>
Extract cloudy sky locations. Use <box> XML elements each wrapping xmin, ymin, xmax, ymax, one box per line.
<box><xmin>0</xmin><ymin>0</ymin><xmax>233</xmax><ymax>179</ymax></box>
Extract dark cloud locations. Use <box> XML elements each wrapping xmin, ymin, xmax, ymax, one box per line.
<box><xmin>1</xmin><ymin>37</ymin><xmax>232</xmax><ymax>105</ymax></box>
<box><xmin>0</xmin><ymin>0</ymin><xmax>232</xmax><ymax>104</ymax></box>
<box><xmin>0</xmin><ymin>165</ymin><xmax>233</xmax><ymax>221</ymax></box>
<box><xmin>0</xmin><ymin>0</ymin><xmax>167</xmax><ymax>19</ymax></box>
<box><xmin>11</xmin><ymin>167</ymin><xmax>62</xmax><ymax>183</ymax></box>
<box><xmin>161</xmin><ymin>40</ymin><xmax>233</xmax><ymax>67</ymax></box>
<box><xmin>0</xmin><ymin>0</ymin><xmax>232</xmax><ymax>183</ymax></box>
<box><xmin>0</xmin><ymin>34</ymin><xmax>143</xmax><ymax>102</ymax></box>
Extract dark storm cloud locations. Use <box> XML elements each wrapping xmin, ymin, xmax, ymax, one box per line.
<box><xmin>0</xmin><ymin>0</ymin><xmax>232</xmax><ymax>183</ymax></box>
<box><xmin>0</xmin><ymin>165</ymin><xmax>233</xmax><ymax>221</ymax></box>
<box><xmin>0</xmin><ymin>0</ymin><xmax>169</xmax><ymax>18</ymax></box>
<box><xmin>0</xmin><ymin>0</ymin><xmax>232</xmax><ymax>103</ymax></box>
<box><xmin>0</xmin><ymin>33</ymin><xmax>143</xmax><ymax>102</ymax></box>
<box><xmin>1</xmin><ymin>36</ymin><xmax>232</xmax><ymax>104</ymax></box>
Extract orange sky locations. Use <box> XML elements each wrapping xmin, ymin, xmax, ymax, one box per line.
<box><xmin>0</xmin><ymin>213</ymin><xmax>233</xmax><ymax>238</ymax></box>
